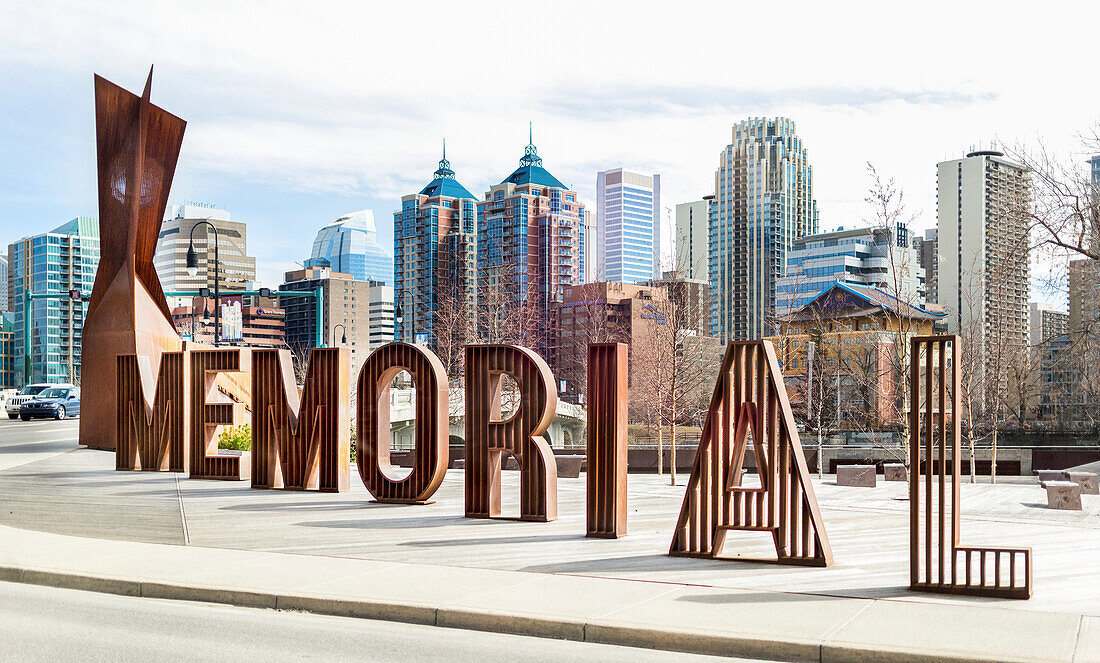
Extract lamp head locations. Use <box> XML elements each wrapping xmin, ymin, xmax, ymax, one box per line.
<box><xmin>186</xmin><ymin>243</ymin><xmax>198</xmax><ymax>277</ymax></box>
<box><xmin>341</xmin><ymin>332</ymin><xmax>347</xmax><ymax>345</ymax></box>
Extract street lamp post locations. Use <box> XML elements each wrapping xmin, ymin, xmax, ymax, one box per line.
<box><xmin>332</xmin><ymin>323</ymin><xmax>347</xmax><ymax>347</ymax></box>
<box><xmin>186</xmin><ymin>221</ymin><xmax>220</xmax><ymax>347</ymax></box>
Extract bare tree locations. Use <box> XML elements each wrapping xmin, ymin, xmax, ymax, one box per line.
<box><xmin>636</xmin><ymin>280</ymin><xmax>720</xmax><ymax>485</ymax></box>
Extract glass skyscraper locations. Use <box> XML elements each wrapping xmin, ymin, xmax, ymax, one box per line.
<box><xmin>595</xmin><ymin>168</ymin><xmax>661</xmax><ymax>283</ymax></box>
<box><xmin>306</xmin><ymin>210</ymin><xmax>394</xmax><ymax>285</ymax></box>
<box><xmin>710</xmin><ymin>117</ymin><xmax>818</xmax><ymax>341</ymax></box>
<box><xmin>477</xmin><ymin>135</ymin><xmax>586</xmax><ymax>309</ymax></box>
<box><xmin>394</xmin><ymin>147</ymin><xmax>478</xmax><ymax>347</ymax></box>
<box><xmin>7</xmin><ymin>217</ymin><xmax>100</xmax><ymax>385</ymax></box>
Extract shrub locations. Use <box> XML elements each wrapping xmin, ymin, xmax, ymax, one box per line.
<box><xmin>217</xmin><ymin>424</ymin><xmax>251</xmax><ymax>451</ymax></box>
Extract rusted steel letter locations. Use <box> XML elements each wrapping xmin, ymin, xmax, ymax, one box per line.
<box><xmin>116</xmin><ymin>351</ymin><xmax>188</xmax><ymax>472</ymax></box>
<box><xmin>464</xmin><ymin>345</ymin><xmax>558</xmax><ymax>521</ymax></box>
<box><xmin>586</xmin><ymin>343</ymin><xmax>628</xmax><ymax>538</ymax></box>
<box><xmin>251</xmin><ymin>348</ymin><xmax>350</xmax><ymax>492</ymax></box>
<box><xmin>357</xmin><ymin>342</ymin><xmax>449</xmax><ymax>503</ymax></box>
<box><xmin>189</xmin><ymin>348</ymin><xmax>251</xmax><ymax>481</ymax></box>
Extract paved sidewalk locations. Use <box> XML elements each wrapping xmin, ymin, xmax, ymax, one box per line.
<box><xmin>0</xmin><ymin>522</ymin><xmax>1093</xmax><ymax>662</ymax></box>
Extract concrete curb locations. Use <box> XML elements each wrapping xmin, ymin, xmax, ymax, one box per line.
<box><xmin>0</xmin><ymin>563</ymin><xmax>1067</xmax><ymax>663</ymax></box>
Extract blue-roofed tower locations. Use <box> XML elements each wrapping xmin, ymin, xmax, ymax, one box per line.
<box><xmin>476</xmin><ymin>127</ymin><xmax>586</xmax><ymax>355</ymax></box>
<box><xmin>393</xmin><ymin>142</ymin><xmax>478</xmax><ymax>355</ymax></box>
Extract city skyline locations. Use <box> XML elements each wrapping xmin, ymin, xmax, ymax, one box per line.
<box><xmin>4</xmin><ymin>2</ymin><xmax>1098</xmax><ymax>302</ymax></box>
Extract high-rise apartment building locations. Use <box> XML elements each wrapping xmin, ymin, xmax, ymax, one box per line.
<box><xmin>306</xmin><ymin>210</ymin><xmax>394</xmax><ymax>285</ymax></box>
<box><xmin>582</xmin><ymin>210</ymin><xmax>597</xmax><ymax>284</ymax></box>
<box><xmin>477</xmin><ymin>133</ymin><xmax>586</xmax><ymax>344</ymax></box>
<box><xmin>710</xmin><ymin>117</ymin><xmax>818</xmax><ymax>341</ymax></box>
<box><xmin>280</xmin><ymin>267</ymin><xmax>393</xmax><ymax>380</ymax></box>
<box><xmin>155</xmin><ymin>204</ymin><xmax>256</xmax><ymax>306</ymax></box>
<box><xmin>0</xmin><ymin>255</ymin><xmax>8</xmax><ymax>312</ymax></box>
<box><xmin>776</xmin><ymin>224</ymin><xmax>923</xmax><ymax>315</ymax></box>
<box><xmin>915</xmin><ymin>228</ymin><xmax>938</xmax><ymax>305</ymax></box>
<box><xmin>1029</xmin><ymin>302</ymin><xmax>1069</xmax><ymax>349</ymax></box>
<box><xmin>595</xmin><ymin>168</ymin><xmax>661</xmax><ymax>283</ymax></box>
<box><xmin>936</xmin><ymin>150</ymin><xmax>1030</xmax><ymax>365</ymax></box>
<box><xmin>8</xmin><ymin>217</ymin><xmax>100</xmax><ymax>385</ymax></box>
<box><xmin>393</xmin><ymin>149</ymin><xmax>478</xmax><ymax>347</ymax></box>
<box><xmin>675</xmin><ymin>198</ymin><xmax>710</xmax><ymax>281</ymax></box>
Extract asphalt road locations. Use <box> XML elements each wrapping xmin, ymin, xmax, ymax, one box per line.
<box><xmin>0</xmin><ymin>416</ymin><xmax>79</xmax><ymax>471</ymax></box>
<box><xmin>0</xmin><ymin>581</ymin><xmax>761</xmax><ymax>662</ymax></box>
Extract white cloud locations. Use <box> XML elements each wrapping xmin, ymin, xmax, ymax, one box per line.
<box><xmin>3</xmin><ymin>0</ymin><xmax>1099</xmax><ymax>295</ymax></box>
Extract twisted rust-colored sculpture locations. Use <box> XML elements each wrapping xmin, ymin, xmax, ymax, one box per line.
<box><xmin>81</xmin><ymin>68</ymin><xmax>184</xmax><ymax>451</ymax></box>
<box><xmin>586</xmin><ymin>343</ymin><xmax>628</xmax><ymax>538</ymax></box>
<box><xmin>189</xmin><ymin>348</ymin><xmax>251</xmax><ymax>481</ymax></box>
<box><xmin>357</xmin><ymin>343</ymin><xmax>449</xmax><ymax>504</ymax></box>
<box><xmin>465</xmin><ymin>345</ymin><xmax>558</xmax><ymax>521</ymax></box>
<box><xmin>909</xmin><ymin>335</ymin><xmax>1031</xmax><ymax>599</ymax></box>
<box><xmin>116</xmin><ymin>351</ymin><xmax>188</xmax><ymax>472</ymax></box>
<box><xmin>670</xmin><ymin>341</ymin><xmax>832</xmax><ymax>566</ymax></box>
<box><xmin>251</xmin><ymin>348</ymin><xmax>350</xmax><ymax>492</ymax></box>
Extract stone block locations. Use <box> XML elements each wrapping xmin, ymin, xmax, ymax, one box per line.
<box><xmin>556</xmin><ymin>455</ymin><xmax>584</xmax><ymax>479</ymax></box>
<box><xmin>502</xmin><ymin>456</ymin><xmax>519</xmax><ymax>471</ymax></box>
<box><xmin>837</xmin><ymin>465</ymin><xmax>876</xmax><ymax>488</ymax></box>
<box><xmin>1064</xmin><ymin>471</ymin><xmax>1099</xmax><ymax>495</ymax></box>
<box><xmin>1036</xmin><ymin>469</ymin><xmax>1064</xmax><ymax>484</ymax></box>
<box><xmin>1042</xmin><ymin>480</ymin><xmax>1082</xmax><ymax>510</ymax></box>
<box><xmin>883</xmin><ymin>464</ymin><xmax>907</xmax><ymax>482</ymax></box>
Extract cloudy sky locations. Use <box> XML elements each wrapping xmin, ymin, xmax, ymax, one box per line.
<box><xmin>2</xmin><ymin>1</ymin><xmax>1098</xmax><ymax>300</ymax></box>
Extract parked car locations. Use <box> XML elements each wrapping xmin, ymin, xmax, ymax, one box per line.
<box><xmin>19</xmin><ymin>386</ymin><xmax>81</xmax><ymax>421</ymax></box>
<box><xmin>5</xmin><ymin>383</ymin><xmax>75</xmax><ymax>419</ymax></box>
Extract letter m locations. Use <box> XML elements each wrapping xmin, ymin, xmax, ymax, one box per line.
<box><xmin>116</xmin><ymin>352</ymin><xmax>188</xmax><ymax>472</ymax></box>
<box><xmin>251</xmin><ymin>348</ymin><xmax>350</xmax><ymax>492</ymax></box>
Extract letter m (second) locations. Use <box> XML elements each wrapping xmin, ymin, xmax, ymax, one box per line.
<box><xmin>251</xmin><ymin>348</ymin><xmax>350</xmax><ymax>492</ymax></box>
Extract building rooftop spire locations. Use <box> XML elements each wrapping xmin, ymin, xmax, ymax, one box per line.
<box><xmin>519</xmin><ymin>121</ymin><xmax>543</xmax><ymax>167</ymax></box>
<box><xmin>433</xmin><ymin>137</ymin><xmax>455</xmax><ymax>179</ymax></box>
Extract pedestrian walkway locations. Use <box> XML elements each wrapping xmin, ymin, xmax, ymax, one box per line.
<box><xmin>0</xmin><ymin>429</ymin><xmax>1097</xmax><ymax>661</ymax></box>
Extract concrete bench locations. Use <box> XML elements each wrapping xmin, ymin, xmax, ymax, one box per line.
<box><xmin>1036</xmin><ymin>469</ymin><xmax>1065</xmax><ymax>484</ymax></box>
<box><xmin>450</xmin><ymin>458</ymin><xmax>465</xmax><ymax>470</ymax></box>
<box><xmin>837</xmin><ymin>464</ymin><xmax>876</xmax><ymax>487</ymax></box>
<box><xmin>556</xmin><ymin>455</ymin><xmax>584</xmax><ymax>479</ymax></box>
<box><xmin>502</xmin><ymin>456</ymin><xmax>520</xmax><ymax>471</ymax></box>
<box><xmin>883</xmin><ymin>464</ymin><xmax>907</xmax><ymax>482</ymax></box>
<box><xmin>1064</xmin><ymin>471</ymin><xmax>1099</xmax><ymax>495</ymax></box>
<box><xmin>1042</xmin><ymin>480</ymin><xmax>1083</xmax><ymax>510</ymax></box>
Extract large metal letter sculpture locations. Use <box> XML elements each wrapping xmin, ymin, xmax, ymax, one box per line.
<box><xmin>357</xmin><ymin>343</ymin><xmax>448</xmax><ymax>503</ymax></box>
<box><xmin>587</xmin><ymin>343</ymin><xmax>628</xmax><ymax>538</ymax></box>
<box><xmin>670</xmin><ymin>341</ymin><xmax>832</xmax><ymax>566</ymax></box>
<box><xmin>190</xmin><ymin>348</ymin><xmax>251</xmax><ymax>481</ymax></box>
<box><xmin>82</xmin><ymin>69</ymin><xmax>184</xmax><ymax>451</ymax></box>
<box><xmin>465</xmin><ymin>345</ymin><xmax>558</xmax><ymax>521</ymax></box>
<box><xmin>116</xmin><ymin>352</ymin><xmax>188</xmax><ymax>472</ymax></box>
<box><xmin>251</xmin><ymin>348</ymin><xmax>350</xmax><ymax>492</ymax></box>
<box><xmin>909</xmin><ymin>336</ymin><xmax>1031</xmax><ymax>598</ymax></box>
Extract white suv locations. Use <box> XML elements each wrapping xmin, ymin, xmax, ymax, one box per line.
<box><xmin>6</xmin><ymin>383</ymin><xmax>76</xmax><ymax>419</ymax></box>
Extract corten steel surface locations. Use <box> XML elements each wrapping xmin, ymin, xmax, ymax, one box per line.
<box><xmin>909</xmin><ymin>336</ymin><xmax>1032</xmax><ymax>599</ymax></box>
<box><xmin>670</xmin><ymin>341</ymin><xmax>833</xmax><ymax>566</ymax></box>
<box><xmin>465</xmin><ymin>345</ymin><xmax>558</xmax><ymax>521</ymax></box>
<box><xmin>116</xmin><ymin>352</ymin><xmax>188</xmax><ymax>472</ymax></box>
<box><xmin>586</xmin><ymin>343</ymin><xmax>628</xmax><ymax>538</ymax></box>
<box><xmin>190</xmin><ymin>348</ymin><xmax>251</xmax><ymax>481</ymax></box>
<box><xmin>81</xmin><ymin>69</ymin><xmax>185</xmax><ymax>451</ymax></box>
<box><xmin>357</xmin><ymin>343</ymin><xmax>449</xmax><ymax>504</ymax></box>
<box><xmin>251</xmin><ymin>348</ymin><xmax>350</xmax><ymax>492</ymax></box>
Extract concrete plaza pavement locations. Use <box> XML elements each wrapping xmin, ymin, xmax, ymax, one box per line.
<box><xmin>0</xmin><ymin>419</ymin><xmax>1098</xmax><ymax>661</ymax></box>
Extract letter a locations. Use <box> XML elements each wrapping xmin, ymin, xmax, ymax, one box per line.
<box><xmin>670</xmin><ymin>341</ymin><xmax>832</xmax><ymax>566</ymax></box>
<box><xmin>465</xmin><ymin>345</ymin><xmax>558</xmax><ymax>522</ymax></box>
